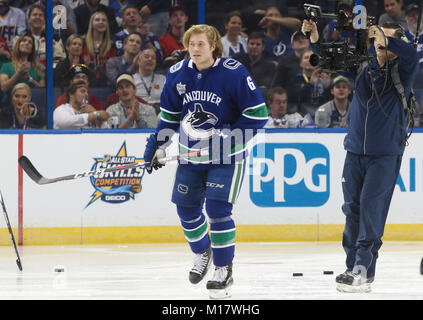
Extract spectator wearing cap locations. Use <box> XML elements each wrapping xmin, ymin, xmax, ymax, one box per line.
<box><xmin>264</xmin><ymin>86</ymin><xmax>303</xmax><ymax>128</ymax></box>
<box><xmin>221</xmin><ymin>11</ymin><xmax>248</xmax><ymax>58</ymax></box>
<box><xmin>55</xmin><ymin>64</ymin><xmax>104</xmax><ymax>110</ymax></box>
<box><xmin>378</xmin><ymin>0</ymin><xmax>408</xmax><ymax>30</ymax></box>
<box><xmin>106</xmin><ymin>32</ymin><xmax>142</xmax><ymax>89</ymax></box>
<box><xmin>54</xmin><ymin>34</ymin><xmax>85</xmax><ymax>91</ymax></box>
<box><xmin>74</xmin><ymin>0</ymin><xmax>120</xmax><ymax>36</ymax></box>
<box><xmin>232</xmin><ymin>32</ymin><xmax>275</xmax><ymax>91</ymax></box>
<box><xmin>158</xmin><ymin>4</ymin><xmax>188</xmax><ymax>58</ymax></box>
<box><xmin>258</xmin><ymin>6</ymin><xmax>301</xmax><ymax>63</ymax></box>
<box><xmin>271</xmin><ymin>31</ymin><xmax>309</xmax><ymax>91</ymax></box>
<box><xmin>106</xmin><ymin>74</ymin><xmax>158</xmax><ymax>128</ymax></box>
<box><xmin>54</xmin><ymin>80</ymin><xmax>110</xmax><ymax>129</ymax></box>
<box><xmin>315</xmin><ymin>75</ymin><xmax>351</xmax><ymax>128</ymax></box>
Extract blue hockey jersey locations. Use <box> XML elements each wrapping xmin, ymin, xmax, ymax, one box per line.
<box><xmin>155</xmin><ymin>57</ymin><xmax>268</xmax><ymax>169</ymax></box>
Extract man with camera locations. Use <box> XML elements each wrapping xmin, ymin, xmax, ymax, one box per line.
<box><xmin>302</xmin><ymin>18</ymin><xmax>418</xmax><ymax>293</ymax></box>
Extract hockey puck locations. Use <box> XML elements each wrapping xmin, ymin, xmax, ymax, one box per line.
<box><xmin>53</xmin><ymin>266</ymin><xmax>65</xmax><ymax>273</ymax></box>
<box><xmin>323</xmin><ymin>271</ymin><xmax>334</xmax><ymax>275</ymax></box>
<box><xmin>420</xmin><ymin>257</ymin><xmax>423</xmax><ymax>275</ymax></box>
<box><xmin>292</xmin><ymin>272</ymin><xmax>303</xmax><ymax>277</ymax></box>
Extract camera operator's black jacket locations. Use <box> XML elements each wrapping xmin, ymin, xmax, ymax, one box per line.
<box><xmin>312</xmin><ymin>37</ymin><xmax>418</xmax><ymax>155</ymax></box>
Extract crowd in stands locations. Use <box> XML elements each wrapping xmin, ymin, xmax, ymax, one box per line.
<box><xmin>0</xmin><ymin>0</ymin><xmax>422</xmax><ymax>129</ymax></box>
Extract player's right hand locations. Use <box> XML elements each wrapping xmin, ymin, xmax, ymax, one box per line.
<box><xmin>301</xmin><ymin>19</ymin><xmax>319</xmax><ymax>43</ymax></box>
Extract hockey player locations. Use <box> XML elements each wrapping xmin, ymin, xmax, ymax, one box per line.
<box><xmin>143</xmin><ymin>24</ymin><xmax>268</xmax><ymax>298</ymax></box>
<box><xmin>303</xmin><ymin>18</ymin><xmax>418</xmax><ymax>293</ymax></box>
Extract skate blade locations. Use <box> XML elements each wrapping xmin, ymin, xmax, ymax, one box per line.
<box><xmin>208</xmin><ymin>286</ymin><xmax>232</xmax><ymax>299</ymax></box>
<box><xmin>336</xmin><ymin>283</ymin><xmax>371</xmax><ymax>293</ymax></box>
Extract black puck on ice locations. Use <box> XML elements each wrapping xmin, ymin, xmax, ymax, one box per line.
<box><xmin>323</xmin><ymin>271</ymin><xmax>334</xmax><ymax>275</ymax></box>
<box><xmin>292</xmin><ymin>272</ymin><xmax>303</xmax><ymax>277</ymax></box>
<box><xmin>420</xmin><ymin>258</ymin><xmax>423</xmax><ymax>275</ymax></box>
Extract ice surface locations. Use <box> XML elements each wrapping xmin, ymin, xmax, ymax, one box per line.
<box><xmin>0</xmin><ymin>241</ymin><xmax>422</xmax><ymax>300</ymax></box>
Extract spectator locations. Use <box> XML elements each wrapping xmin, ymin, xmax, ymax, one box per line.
<box><xmin>0</xmin><ymin>32</ymin><xmax>45</xmax><ymax>105</ymax></box>
<box><xmin>264</xmin><ymin>86</ymin><xmax>303</xmax><ymax>128</ymax></box>
<box><xmin>113</xmin><ymin>5</ymin><xmax>142</xmax><ymax>55</ymax></box>
<box><xmin>55</xmin><ymin>63</ymin><xmax>104</xmax><ymax>110</ymax></box>
<box><xmin>323</xmin><ymin>3</ymin><xmax>354</xmax><ymax>42</ymax></box>
<box><xmin>132</xmin><ymin>48</ymin><xmax>166</xmax><ymax>112</ymax></box>
<box><xmin>54</xmin><ymin>80</ymin><xmax>109</xmax><ymax>129</ymax></box>
<box><xmin>315</xmin><ymin>75</ymin><xmax>351</xmax><ymax>128</ymax></box>
<box><xmin>272</xmin><ymin>31</ymin><xmax>310</xmax><ymax>91</ymax></box>
<box><xmin>405</xmin><ymin>3</ymin><xmax>423</xmax><ymax>70</ymax></box>
<box><xmin>0</xmin><ymin>0</ymin><xmax>26</xmax><ymax>49</ymax></box>
<box><xmin>54</xmin><ymin>34</ymin><xmax>85</xmax><ymax>90</ymax></box>
<box><xmin>74</xmin><ymin>0</ymin><xmax>120</xmax><ymax>36</ymax></box>
<box><xmin>258</xmin><ymin>6</ymin><xmax>301</xmax><ymax>63</ymax></box>
<box><xmin>138</xmin><ymin>0</ymin><xmax>171</xmax><ymax>37</ymax></box>
<box><xmin>158</xmin><ymin>4</ymin><xmax>187</xmax><ymax>58</ymax></box>
<box><xmin>106</xmin><ymin>32</ymin><xmax>142</xmax><ymax>89</ymax></box>
<box><xmin>378</xmin><ymin>0</ymin><xmax>408</xmax><ymax>30</ymax></box>
<box><xmin>232</xmin><ymin>32</ymin><xmax>275</xmax><ymax>91</ymax></box>
<box><xmin>106</xmin><ymin>73</ymin><xmax>158</xmax><ymax>128</ymax></box>
<box><xmin>0</xmin><ymin>36</ymin><xmax>11</xmax><ymax>71</ymax></box>
<box><xmin>35</xmin><ymin>0</ymin><xmax>78</xmax><ymax>36</ymax></box>
<box><xmin>136</xmin><ymin>19</ymin><xmax>162</xmax><ymax>63</ymax></box>
<box><xmin>0</xmin><ymin>82</ymin><xmax>45</xmax><ymax>128</ymax></box>
<box><xmin>221</xmin><ymin>11</ymin><xmax>247</xmax><ymax>58</ymax></box>
<box><xmin>287</xmin><ymin>49</ymin><xmax>331</xmax><ymax>118</ymax></box>
<box><xmin>25</xmin><ymin>4</ymin><xmax>66</xmax><ymax>67</ymax></box>
<box><xmin>82</xmin><ymin>11</ymin><xmax>117</xmax><ymax>87</ymax></box>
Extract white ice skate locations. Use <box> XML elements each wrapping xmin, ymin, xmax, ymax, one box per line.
<box><xmin>189</xmin><ymin>246</ymin><xmax>212</xmax><ymax>285</ymax></box>
<box><xmin>207</xmin><ymin>264</ymin><xmax>233</xmax><ymax>299</ymax></box>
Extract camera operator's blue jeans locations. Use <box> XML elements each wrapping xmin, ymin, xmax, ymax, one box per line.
<box><xmin>341</xmin><ymin>152</ymin><xmax>402</xmax><ymax>280</ymax></box>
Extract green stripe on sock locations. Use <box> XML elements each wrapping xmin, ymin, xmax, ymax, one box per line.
<box><xmin>210</xmin><ymin>229</ymin><xmax>235</xmax><ymax>247</ymax></box>
<box><xmin>183</xmin><ymin>220</ymin><xmax>208</xmax><ymax>242</ymax></box>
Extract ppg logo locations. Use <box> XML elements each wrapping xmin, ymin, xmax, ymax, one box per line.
<box><xmin>249</xmin><ymin>143</ymin><xmax>330</xmax><ymax>207</ymax></box>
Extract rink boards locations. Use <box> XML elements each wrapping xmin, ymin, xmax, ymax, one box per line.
<box><xmin>0</xmin><ymin>129</ymin><xmax>422</xmax><ymax>245</ymax></box>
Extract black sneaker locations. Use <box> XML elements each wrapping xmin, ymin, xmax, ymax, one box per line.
<box><xmin>207</xmin><ymin>264</ymin><xmax>233</xmax><ymax>299</ymax></box>
<box><xmin>336</xmin><ymin>271</ymin><xmax>371</xmax><ymax>293</ymax></box>
<box><xmin>189</xmin><ymin>246</ymin><xmax>212</xmax><ymax>285</ymax></box>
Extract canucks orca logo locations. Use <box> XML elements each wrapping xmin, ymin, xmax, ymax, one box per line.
<box><xmin>181</xmin><ymin>103</ymin><xmax>218</xmax><ymax>140</ymax></box>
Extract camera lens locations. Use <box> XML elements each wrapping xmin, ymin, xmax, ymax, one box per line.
<box><xmin>309</xmin><ymin>53</ymin><xmax>320</xmax><ymax>67</ymax></box>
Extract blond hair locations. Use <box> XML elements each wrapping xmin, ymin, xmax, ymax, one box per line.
<box><xmin>182</xmin><ymin>24</ymin><xmax>223</xmax><ymax>59</ymax></box>
<box><xmin>84</xmin><ymin>11</ymin><xmax>112</xmax><ymax>57</ymax></box>
<box><xmin>11</xmin><ymin>82</ymin><xmax>31</xmax><ymax>97</ymax></box>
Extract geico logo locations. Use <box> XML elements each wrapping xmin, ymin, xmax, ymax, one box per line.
<box><xmin>250</xmin><ymin>143</ymin><xmax>330</xmax><ymax>207</ymax></box>
<box><xmin>105</xmin><ymin>195</ymin><xmax>126</xmax><ymax>201</ymax></box>
<box><xmin>206</xmin><ymin>182</ymin><xmax>225</xmax><ymax>188</ymax></box>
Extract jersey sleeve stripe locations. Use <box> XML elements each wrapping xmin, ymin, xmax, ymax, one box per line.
<box><xmin>160</xmin><ymin>109</ymin><xmax>180</xmax><ymax>123</ymax></box>
<box><xmin>242</xmin><ymin>103</ymin><xmax>268</xmax><ymax>120</ymax></box>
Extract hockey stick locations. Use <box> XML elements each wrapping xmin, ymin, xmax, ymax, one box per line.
<box><xmin>0</xmin><ymin>190</ymin><xmax>23</xmax><ymax>271</ymax></box>
<box><xmin>18</xmin><ymin>149</ymin><xmax>209</xmax><ymax>185</ymax></box>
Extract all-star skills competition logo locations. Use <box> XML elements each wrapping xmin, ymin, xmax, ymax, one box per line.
<box><xmin>86</xmin><ymin>142</ymin><xmax>145</xmax><ymax>207</ymax></box>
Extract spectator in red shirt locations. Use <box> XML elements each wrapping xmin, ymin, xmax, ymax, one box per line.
<box><xmin>158</xmin><ymin>4</ymin><xmax>188</xmax><ymax>58</ymax></box>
